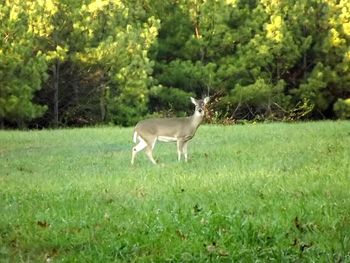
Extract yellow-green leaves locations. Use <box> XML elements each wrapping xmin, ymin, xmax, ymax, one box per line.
<box><xmin>265</xmin><ymin>15</ymin><xmax>283</xmax><ymax>43</ymax></box>
<box><xmin>45</xmin><ymin>45</ymin><xmax>68</xmax><ymax>63</ymax></box>
<box><xmin>0</xmin><ymin>0</ymin><xmax>48</xmax><ymax>123</ymax></box>
<box><xmin>343</xmin><ymin>23</ymin><xmax>350</xmax><ymax>35</ymax></box>
<box><xmin>329</xmin><ymin>28</ymin><xmax>345</xmax><ymax>47</ymax></box>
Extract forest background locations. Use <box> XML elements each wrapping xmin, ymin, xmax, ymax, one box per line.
<box><xmin>1</xmin><ymin>0</ymin><xmax>349</xmax><ymax>128</ymax></box>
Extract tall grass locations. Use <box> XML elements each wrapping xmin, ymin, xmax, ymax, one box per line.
<box><xmin>1</xmin><ymin>121</ymin><xmax>349</xmax><ymax>262</ymax></box>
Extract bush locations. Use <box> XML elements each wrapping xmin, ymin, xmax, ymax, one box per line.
<box><xmin>333</xmin><ymin>98</ymin><xmax>350</xmax><ymax>119</ymax></box>
<box><xmin>149</xmin><ymin>85</ymin><xmax>194</xmax><ymax>117</ymax></box>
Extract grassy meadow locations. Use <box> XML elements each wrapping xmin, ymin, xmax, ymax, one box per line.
<box><xmin>0</xmin><ymin>121</ymin><xmax>350</xmax><ymax>262</ymax></box>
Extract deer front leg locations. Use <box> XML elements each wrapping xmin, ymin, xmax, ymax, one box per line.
<box><xmin>182</xmin><ymin>141</ymin><xmax>189</xmax><ymax>162</ymax></box>
<box><xmin>177</xmin><ymin>140</ymin><xmax>187</xmax><ymax>162</ymax></box>
<box><xmin>177</xmin><ymin>140</ymin><xmax>182</xmax><ymax>161</ymax></box>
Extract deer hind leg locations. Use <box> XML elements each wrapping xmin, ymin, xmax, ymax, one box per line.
<box><xmin>145</xmin><ymin>145</ymin><xmax>157</xmax><ymax>165</ymax></box>
<box><xmin>143</xmin><ymin>137</ymin><xmax>157</xmax><ymax>165</ymax></box>
<box><xmin>131</xmin><ymin>136</ymin><xmax>147</xmax><ymax>165</ymax></box>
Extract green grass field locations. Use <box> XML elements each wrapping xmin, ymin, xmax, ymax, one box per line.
<box><xmin>1</xmin><ymin>121</ymin><xmax>350</xmax><ymax>262</ymax></box>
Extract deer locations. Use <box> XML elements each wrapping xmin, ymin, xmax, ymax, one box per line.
<box><xmin>131</xmin><ymin>96</ymin><xmax>210</xmax><ymax>165</ymax></box>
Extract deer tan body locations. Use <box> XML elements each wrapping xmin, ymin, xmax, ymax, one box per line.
<box><xmin>131</xmin><ymin>97</ymin><xmax>209</xmax><ymax>165</ymax></box>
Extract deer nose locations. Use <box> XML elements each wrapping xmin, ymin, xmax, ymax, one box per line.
<box><xmin>198</xmin><ymin>109</ymin><xmax>203</xmax><ymax>113</ymax></box>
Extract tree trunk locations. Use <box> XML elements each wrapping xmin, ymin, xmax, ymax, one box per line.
<box><xmin>194</xmin><ymin>24</ymin><xmax>200</xmax><ymax>39</ymax></box>
<box><xmin>100</xmin><ymin>85</ymin><xmax>106</xmax><ymax>122</ymax></box>
<box><xmin>17</xmin><ymin>119</ymin><xmax>25</xmax><ymax>129</ymax></box>
<box><xmin>53</xmin><ymin>62</ymin><xmax>59</xmax><ymax>127</ymax></box>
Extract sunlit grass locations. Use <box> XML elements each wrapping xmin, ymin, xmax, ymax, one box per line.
<box><xmin>0</xmin><ymin>121</ymin><xmax>349</xmax><ymax>261</ymax></box>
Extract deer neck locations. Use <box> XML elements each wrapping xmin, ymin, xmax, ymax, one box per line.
<box><xmin>189</xmin><ymin>112</ymin><xmax>204</xmax><ymax>129</ymax></box>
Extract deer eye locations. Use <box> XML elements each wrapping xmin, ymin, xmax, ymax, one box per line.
<box><xmin>198</xmin><ymin>108</ymin><xmax>203</xmax><ymax>113</ymax></box>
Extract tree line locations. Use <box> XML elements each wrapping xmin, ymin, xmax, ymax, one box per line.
<box><xmin>1</xmin><ymin>0</ymin><xmax>349</xmax><ymax>128</ymax></box>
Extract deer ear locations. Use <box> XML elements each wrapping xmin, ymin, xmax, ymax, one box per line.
<box><xmin>203</xmin><ymin>97</ymin><xmax>210</xmax><ymax>105</ymax></box>
<box><xmin>190</xmin><ymin>97</ymin><xmax>198</xmax><ymax>105</ymax></box>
